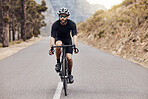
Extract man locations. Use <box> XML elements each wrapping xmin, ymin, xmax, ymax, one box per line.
<box><xmin>49</xmin><ymin>7</ymin><xmax>79</xmax><ymax>83</ymax></box>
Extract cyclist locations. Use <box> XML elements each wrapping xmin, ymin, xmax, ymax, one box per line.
<box><xmin>49</xmin><ymin>7</ymin><xmax>79</xmax><ymax>83</ymax></box>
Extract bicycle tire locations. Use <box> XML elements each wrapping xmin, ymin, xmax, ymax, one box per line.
<box><xmin>63</xmin><ymin>58</ymin><xmax>68</xmax><ymax>96</ymax></box>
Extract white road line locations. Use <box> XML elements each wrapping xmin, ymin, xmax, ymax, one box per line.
<box><xmin>53</xmin><ymin>82</ymin><xmax>63</xmax><ymax>99</ymax></box>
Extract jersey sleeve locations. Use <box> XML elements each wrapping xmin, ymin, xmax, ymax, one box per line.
<box><xmin>71</xmin><ymin>22</ymin><xmax>77</xmax><ymax>37</ymax></box>
<box><xmin>51</xmin><ymin>23</ymin><xmax>57</xmax><ymax>38</ymax></box>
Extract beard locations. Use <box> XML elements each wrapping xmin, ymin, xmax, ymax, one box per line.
<box><xmin>59</xmin><ymin>17</ymin><xmax>67</xmax><ymax>25</ymax></box>
<box><xmin>61</xmin><ymin>19</ymin><xmax>65</xmax><ymax>23</ymax></box>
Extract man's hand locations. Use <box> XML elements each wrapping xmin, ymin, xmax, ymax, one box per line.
<box><xmin>49</xmin><ymin>47</ymin><xmax>54</xmax><ymax>55</ymax></box>
<box><xmin>74</xmin><ymin>47</ymin><xmax>79</xmax><ymax>54</ymax></box>
<box><xmin>49</xmin><ymin>37</ymin><xmax>55</xmax><ymax>55</ymax></box>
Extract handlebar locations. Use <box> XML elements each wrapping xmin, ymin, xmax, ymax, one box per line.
<box><xmin>51</xmin><ymin>45</ymin><xmax>75</xmax><ymax>48</ymax></box>
<box><xmin>49</xmin><ymin>45</ymin><xmax>79</xmax><ymax>54</ymax></box>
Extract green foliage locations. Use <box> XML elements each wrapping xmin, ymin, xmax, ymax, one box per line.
<box><xmin>98</xmin><ymin>30</ymin><xmax>105</xmax><ymax>38</ymax></box>
<box><xmin>37</xmin><ymin>5</ymin><xmax>48</xmax><ymax>14</ymax></box>
<box><xmin>119</xmin><ymin>22</ymin><xmax>122</xmax><ymax>26</ymax></box>
<box><xmin>41</xmin><ymin>0</ymin><xmax>46</xmax><ymax>6</ymax></box>
<box><xmin>25</xmin><ymin>0</ymin><xmax>47</xmax><ymax>38</ymax></box>
<box><xmin>94</xmin><ymin>16</ymin><xmax>102</xmax><ymax>22</ymax></box>
<box><xmin>126</xmin><ymin>2</ymin><xmax>148</xmax><ymax>26</ymax></box>
<box><xmin>41</xmin><ymin>21</ymin><xmax>46</xmax><ymax>27</ymax></box>
<box><xmin>26</xmin><ymin>32</ymin><xmax>33</xmax><ymax>39</ymax></box>
<box><xmin>34</xmin><ymin>31</ymin><xmax>40</xmax><ymax>37</ymax></box>
<box><xmin>7</xmin><ymin>0</ymin><xmax>48</xmax><ymax>40</ymax></box>
<box><xmin>125</xmin><ymin>19</ymin><xmax>130</xmax><ymax>23</ymax></box>
<box><xmin>111</xmin><ymin>31</ymin><xmax>115</xmax><ymax>35</ymax></box>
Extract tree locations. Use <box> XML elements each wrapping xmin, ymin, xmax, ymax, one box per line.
<box><xmin>21</xmin><ymin>0</ymin><xmax>26</xmax><ymax>41</ymax></box>
<box><xmin>1</xmin><ymin>0</ymin><xmax>10</xmax><ymax>47</ymax></box>
<box><xmin>10</xmin><ymin>0</ymin><xmax>16</xmax><ymax>41</ymax></box>
<box><xmin>25</xmin><ymin>0</ymin><xmax>47</xmax><ymax>38</ymax></box>
<box><xmin>0</xmin><ymin>0</ymin><xmax>3</xmax><ymax>43</ymax></box>
<box><xmin>0</xmin><ymin>0</ymin><xmax>47</xmax><ymax>47</ymax></box>
<box><xmin>13</xmin><ymin>0</ymin><xmax>21</xmax><ymax>40</ymax></box>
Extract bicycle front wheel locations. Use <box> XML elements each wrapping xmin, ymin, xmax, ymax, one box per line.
<box><xmin>62</xmin><ymin>58</ymin><xmax>68</xmax><ymax>96</ymax></box>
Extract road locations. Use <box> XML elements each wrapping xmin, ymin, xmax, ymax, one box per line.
<box><xmin>0</xmin><ymin>38</ymin><xmax>148</xmax><ymax>99</ymax></box>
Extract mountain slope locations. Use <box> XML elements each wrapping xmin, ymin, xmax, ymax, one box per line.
<box><xmin>49</xmin><ymin>0</ymin><xmax>106</xmax><ymax>22</ymax></box>
<box><xmin>77</xmin><ymin>0</ymin><xmax>148</xmax><ymax>67</ymax></box>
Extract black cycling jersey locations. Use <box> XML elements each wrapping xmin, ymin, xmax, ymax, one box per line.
<box><xmin>51</xmin><ymin>19</ymin><xmax>77</xmax><ymax>39</ymax></box>
<box><xmin>51</xmin><ymin>19</ymin><xmax>77</xmax><ymax>54</ymax></box>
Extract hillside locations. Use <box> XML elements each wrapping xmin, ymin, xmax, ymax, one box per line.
<box><xmin>77</xmin><ymin>0</ymin><xmax>148</xmax><ymax>67</ymax></box>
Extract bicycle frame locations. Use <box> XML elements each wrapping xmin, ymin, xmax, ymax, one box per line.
<box><xmin>52</xmin><ymin>45</ymin><xmax>75</xmax><ymax>96</ymax></box>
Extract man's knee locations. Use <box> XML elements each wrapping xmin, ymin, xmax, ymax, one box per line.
<box><xmin>56</xmin><ymin>40</ymin><xmax>62</xmax><ymax>46</ymax></box>
<box><xmin>66</xmin><ymin>54</ymin><xmax>72</xmax><ymax>61</ymax></box>
<box><xmin>56</xmin><ymin>41</ymin><xmax>62</xmax><ymax>50</ymax></box>
<box><xmin>68</xmin><ymin>58</ymin><xmax>72</xmax><ymax>62</ymax></box>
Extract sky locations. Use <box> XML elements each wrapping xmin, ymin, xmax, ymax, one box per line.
<box><xmin>86</xmin><ymin>0</ymin><xmax>124</xmax><ymax>9</ymax></box>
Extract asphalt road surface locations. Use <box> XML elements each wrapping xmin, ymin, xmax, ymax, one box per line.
<box><xmin>0</xmin><ymin>38</ymin><xmax>148</xmax><ymax>99</ymax></box>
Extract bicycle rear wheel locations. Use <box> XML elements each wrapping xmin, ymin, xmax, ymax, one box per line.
<box><xmin>62</xmin><ymin>58</ymin><xmax>68</xmax><ymax>96</ymax></box>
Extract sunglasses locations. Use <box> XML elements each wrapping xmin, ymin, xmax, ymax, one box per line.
<box><xmin>59</xmin><ymin>15</ymin><xmax>67</xmax><ymax>18</ymax></box>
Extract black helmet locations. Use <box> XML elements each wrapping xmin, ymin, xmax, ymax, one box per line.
<box><xmin>57</xmin><ymin>7</ymin><xmax>70</xmax><ymax>16</ymax></box>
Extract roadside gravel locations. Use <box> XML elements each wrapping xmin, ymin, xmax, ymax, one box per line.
<box><xmin>0</xmin><ymin>37</ymin><xmax>45</xmax><ymax>60</ymax></box>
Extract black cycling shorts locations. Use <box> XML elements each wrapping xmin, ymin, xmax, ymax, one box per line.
<box><xmin>55</xmin><ymin>37</ymin><xmax>73</xmax><ymax>54</ymax></box>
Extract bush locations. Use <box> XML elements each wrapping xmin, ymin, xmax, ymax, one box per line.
<box><xmin>94</xmin><ymin>16</ymin><xmax>102</xmax><ymax>22</ymax></box>
<box><xmin>94</xmin><ymin>34</ymin><xmax>97</xmax><ymax>38</ymax></box>
<box><xmin>112</xmin><ymin>31</ymin><xmax>115</xmax><ymax>35</ymax></box>
<box><xmin>121</xmin><ymin>0</ymin><xmax>133</xmax><ymax>6</ymax></box>
<box><xmin>26</xmin><ymin>32</ymin><xmax>33</xmax><ymax>39</ymax></box>
<box><xmin>33</xmin><ymin>28</ymin><xmax>40</xmax><ymax>37</ymax></box>
<box><xmin>111</xmin><ymin>4</ymin><xmax>121</xmax><ymax>10</ymax></box>
<box><xmin>93</xmin><ymin>10</ymin><xmax>104</xmax><ymax>17</ymax></box>
<box><xmin>98</xmin><ymin>30</ymin><xmax>105</xmax><ymax>38</ymax></box>
<box><xmin>144</xmin><ymin>34</ymin><xmax>148</xmax><ymax>39</ymax></box>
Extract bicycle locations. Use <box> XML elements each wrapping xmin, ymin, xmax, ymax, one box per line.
<box><xmin>51</xmin><ymin>44</ymin><xmax>78</xmax><ymax>96</ymax></box>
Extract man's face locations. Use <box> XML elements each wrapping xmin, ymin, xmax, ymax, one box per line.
<box><xmin>59</xmin><ymin>14</ymin><xmax>68</xmax><ymax>23</ymax></box>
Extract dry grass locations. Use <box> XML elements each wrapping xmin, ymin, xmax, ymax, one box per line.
<box><xmin>9</xmin><ymin>40</ymin><xmax>24</xmax><ymax>45</ymax></box>
<box><xmin>77</xmin><ymin>0</ymin><xmax>148</xmax><ymax>68</ymax></box>
<box><xmin>0</xmin><ymin>43</ymin><xmax>2</xmax><ymax>48</ymax></box>
<box><xmin>0</xmin><ymin>40</ymin><xmax>24</xmax><ymax>48</ymax></box>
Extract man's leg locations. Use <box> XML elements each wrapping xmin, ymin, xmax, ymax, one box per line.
<box><xmin>55</xmin><ymin>40</ymin><xmax>62</xmax><ymax>72</ymax></box>
<box><xmin>66</xmin><ymin>53</ymin><xmax>73</xmax><ymax>73</ymax></box>
<box><xmin>66</xmin><ymin>53</ymin><xmax>74</xmax><ymax>83</ymax></box>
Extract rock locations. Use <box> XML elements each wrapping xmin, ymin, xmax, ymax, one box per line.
<box><xmin>112</xmin><ymin>51</ymin><xmax>116</xmax><ymax>54</ymax></box>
